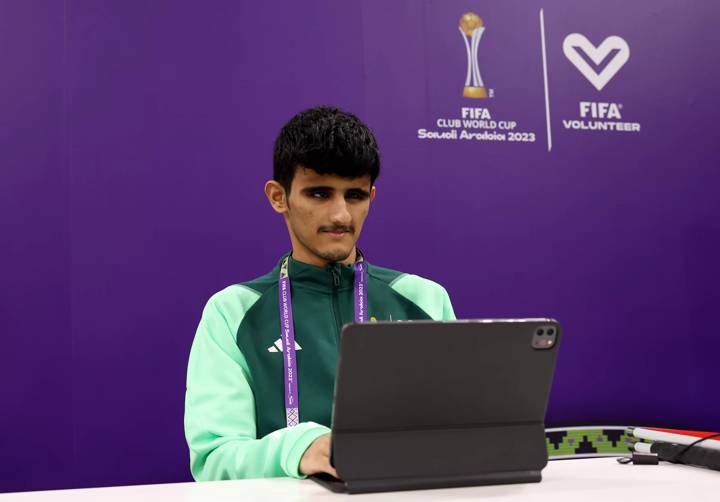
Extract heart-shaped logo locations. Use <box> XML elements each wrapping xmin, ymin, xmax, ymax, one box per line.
<box><xmin>563</xmin><ymin>34</ymin><xmax>630</xmax><ymax>91</ymax></box>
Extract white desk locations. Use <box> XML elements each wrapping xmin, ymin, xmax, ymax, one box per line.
<box><xmin>1</xmin><ymin>458</ymin><xmax>717</xmax><ymax>501</ymax></box>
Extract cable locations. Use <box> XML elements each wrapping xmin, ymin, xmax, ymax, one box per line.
<box><xmin>667</xmin><ymin>433</ymin><xmax>720</xmax><ymax>464</ymax></box>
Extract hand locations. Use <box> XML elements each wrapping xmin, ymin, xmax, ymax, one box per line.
<box><xmin>299</xmin><ymin>433</ymin><xmax>338</xmax><ymax>478</ymax></box>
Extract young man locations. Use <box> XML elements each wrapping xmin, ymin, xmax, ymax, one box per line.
<box><xmin>184</xmin><ymin>107</ymin><xmax>455</xmax><ymax>481</ymax></box>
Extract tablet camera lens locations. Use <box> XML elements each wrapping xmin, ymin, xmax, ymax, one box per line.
<box><xmin>547</xmin><ymin>328</ymin><xmax>555</xmax><ymax>335</ymax></box>
<box><xmin>536</xmin><ymin>329</ymin><xmax>544</xmax><ymax>336</ymax></box>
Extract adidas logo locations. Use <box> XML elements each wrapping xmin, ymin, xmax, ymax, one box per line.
<box><xmin>267</xmin><ymin>338</ymin><xmax>302</xmax><ymax>353</ymax></box>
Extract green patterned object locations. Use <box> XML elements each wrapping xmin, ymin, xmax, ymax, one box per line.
<box><xmin>545</xmin><ymin>426</ymin><xmax>644</xmax><ymax>458</ymax></box>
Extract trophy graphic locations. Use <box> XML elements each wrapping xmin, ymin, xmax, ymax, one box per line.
<box><xmin>459</xmin><ymin>12</ymin><xmax>487</xmax><ymax>98</ymax></box>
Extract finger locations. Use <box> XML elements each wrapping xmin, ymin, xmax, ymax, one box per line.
<box><xmin>326</xmin><ymin>465</ymin><xmax>339</xmax><ymax>479</ymax></box>
<box><xmin>322</xmin><ymin>449</ymin><xmax>336</xmax><ymax>477</ymax></box>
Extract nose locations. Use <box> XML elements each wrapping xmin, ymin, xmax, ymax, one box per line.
<box><xmin>328</xmin><ymin>194</ymin><xmax>352</xmax><ymax>226</ymax></box>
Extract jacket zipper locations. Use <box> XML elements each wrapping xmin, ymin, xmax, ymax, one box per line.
<box><xmin>330</xmin><ymin>265</ymin><xmax>343</xmax><ymax>339</ymax></box>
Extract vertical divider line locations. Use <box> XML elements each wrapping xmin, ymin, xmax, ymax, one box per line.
<box><xmin>540</xmin><ymin>8</ymin><xmax>552</xmax><ymax>152</ymax></box>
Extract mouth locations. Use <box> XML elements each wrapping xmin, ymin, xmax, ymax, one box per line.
<box><xmin>320</xmin><ymin>227</ymin><xmax>353</xmax><ymax>238</ymax></box>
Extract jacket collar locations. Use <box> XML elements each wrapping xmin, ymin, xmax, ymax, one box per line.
<box><xmin>273</xmin><ymin>252</ymin><xmax>363</xmax><ymax>292</ymax></box>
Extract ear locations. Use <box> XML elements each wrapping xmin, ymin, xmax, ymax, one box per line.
<box><xmin>370</xmin><ymin>185</ymin><xmax>377</xmax><ymax>203</ymax></box>
<box><xmin>264</xmin><ymin>180</ymin><xmax>288</xmax><ymax>214</ymax></box>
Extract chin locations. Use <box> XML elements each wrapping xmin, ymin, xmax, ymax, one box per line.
<box><xmin>318</xmin><ymin>247</ymin><xmax>353</xmax><ymax>264</ymax></box>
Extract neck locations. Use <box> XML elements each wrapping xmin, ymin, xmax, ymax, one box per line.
<box><xmin>290</xmin><ymin>246</ymin><xmax>357</xmax><ymax>268</ymax></box>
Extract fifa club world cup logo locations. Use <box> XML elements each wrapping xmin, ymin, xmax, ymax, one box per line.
<box><xmin>458</xmin><ymin>12</ymin><xmax>487</xmax><ymax>99</ymax></box>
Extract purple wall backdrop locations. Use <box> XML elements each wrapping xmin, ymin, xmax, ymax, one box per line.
<box><xmin>1</xmin><ymin>0</ymin><xmax>719</xmax><ymax>493</ymax></box>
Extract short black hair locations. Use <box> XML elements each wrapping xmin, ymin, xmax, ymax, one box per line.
<box><xmin>273</xmin><ymin>106</ymin><xmax>380</xmax><ymax>192</ymax></box>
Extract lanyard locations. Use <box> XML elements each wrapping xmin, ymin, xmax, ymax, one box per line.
<box><xmin>278</xmin><ymin>253</ymin><xmax>367</xmax><ymax>427</ymax></box>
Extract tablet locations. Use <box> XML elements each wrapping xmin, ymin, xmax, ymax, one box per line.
<box><xmin>311</xmin><ymin>319</ymin><xmax>561</xmax><ymax>493</ymax></box>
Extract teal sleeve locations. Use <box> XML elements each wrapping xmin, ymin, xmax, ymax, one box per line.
<box><xmin>184</xmin><ymin>286</ymin><xmax>331</xmax><ymax>480</ymax></box>
<box><xmin>390</xmin><ymin>274</ymin><xmax>457</xmax><ymax>320</ymax></box>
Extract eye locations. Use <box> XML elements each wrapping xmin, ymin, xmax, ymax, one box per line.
<box><xmin>346</xmin><ymin>191</ymin><xmax>367</xmax><ymax>200</ymax></box>
<box><xmin>310</xmin><ymin>190</ymin><xmax>330</xmax><ymax>199</ymax></box>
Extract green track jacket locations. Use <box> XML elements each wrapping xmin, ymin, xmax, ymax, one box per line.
<box><xmin>184</xmin><ymin>254</ymin><xmax>455</xmax><ymax>480</ymax></box>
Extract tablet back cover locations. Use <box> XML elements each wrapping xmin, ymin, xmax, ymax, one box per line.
<box><xmin>331</xmin><ymin>320</ymin><xmax>560</xmax><ymax>491</ymax></box>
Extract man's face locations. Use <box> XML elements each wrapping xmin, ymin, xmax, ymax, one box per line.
<box><xmin>283</xmin><ymin>168</ymin><xmax>375</xmax><ymax>265</ymax></box>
